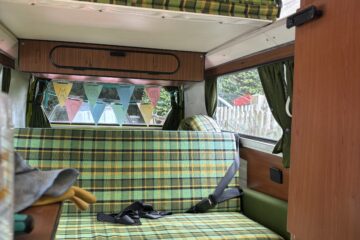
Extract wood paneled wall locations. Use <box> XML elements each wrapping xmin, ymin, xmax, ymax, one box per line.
<box><xmin>241</xmin><ymin>147</ymin><xmax>289</xmax><ymax>201</ymax></box>
<box><xmin>18</xmin><ymin>39</ymin><xmax>204</xmax><ymax>83</ymax></box>
<box><xmin>0</xmin><ymin>51</ymin><xmax>15</xmax><ymax>69</ymax></box>
<box><xmin>288</xmin><ymin>0</ymin><xmax>360</xmax><ymax>239</ymax></box>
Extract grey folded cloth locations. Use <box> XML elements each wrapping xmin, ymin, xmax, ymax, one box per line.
<box><xmin>14</xmin><ymin>152</ymin><xmax>79</xmax><ymax>212</ymax></box>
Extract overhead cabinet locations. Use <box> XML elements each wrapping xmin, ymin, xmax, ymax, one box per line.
<box><xmin>18</xmin><ymin>40</ymin><xmax>204</xmax><ymax>82</ymax></box>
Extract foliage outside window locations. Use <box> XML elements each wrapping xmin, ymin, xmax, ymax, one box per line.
<box><xmin>216</xmin><ymin>68</ymin><xmax>282</xmax><ymax>141</ymax></box>
<box><xmin>42</xmin><ymin>81</ymin><xmax>172</xmax><ymax>126</ymax></box>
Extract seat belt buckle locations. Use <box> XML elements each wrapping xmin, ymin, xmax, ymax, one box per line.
<box><xmin>187</xmin><ymin>195</ymin><xmax>217</xmax><ymax>213</ymax></box>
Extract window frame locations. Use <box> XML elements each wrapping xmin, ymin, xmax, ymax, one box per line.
<box><xmin>205</xmin><ymin>44</ymin><xmax>294</xmax><ymax>144</ymax></box>
<box><xmin>216</xmin><ymin>68</ymin><xmax>282</xmax><ymax>142</ymax></box>
<box><xmin>42</xmin><ymin>81</ymin><xmax>172</xmax><ymax>127</ymax></box>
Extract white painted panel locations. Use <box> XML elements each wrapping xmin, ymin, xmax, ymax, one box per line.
<box><xmin>8</xmin><ymin>70</ymin><xmax>30</xmax><ymax>128</ymax></box>
<box><xmin>205</xmin><ymin>18</ymin><xmax>295</xmax><ymax>69</ymax></box>
<box><xmin>205</xmin><ymin>33</ymin><xmax>276</xmax><ymax>69</ymax></box>
<box><xmin>184</xmin><ymin>81</ymin><xmax>207</xmax><ymax>118</ymax></box>
<box><xmin>0</xmin><ymin>0</ymin><xmax>268</xmax><ymax>52</ymax></box>
<box><xmin>0</xmin><ymin>24</ymin><xmax>17</xmax><ymax>58</ymax></box>
<box><xmin>279</xmin><ymin>0</ymin><xmax>300</xmax><ymax>19</ymax></box>
<box><xmin>264</xmin><ymin>24</ymin><xmax>295</xmax><ymax>46</ymax></box>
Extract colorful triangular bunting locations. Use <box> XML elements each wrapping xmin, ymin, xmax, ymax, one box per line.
<box><xmin>65</xmin><ymin>99</ymin><xmax>83</xmax><ymax>123</ymax></box>
<box><xmin>111</xmin><ymin>103</ymin><xmax>127</xmax><ymax>126</ymax></box>
<box><xmin>115</xmin><ymin>85</ymin><xmax>135</xmax><ymax>112</ymax></box>
<box><xmin>84</xmin><ymin>83</ymin><xmax>103</xmax><ymax>107</ymax></box>
<box><xmin>145</xmin><ymin>87</ymin><xmax>161</xmax><ymax>107</ymax></box>
<box><xmin>90</xmin><ymin>102</ymin><xmax>106</xmax><ymax>125</ymax></box>
<box><xmin>138</xmin><ymin>103</ymin><xmax>154</xmax><ymax>126</ymax></box>
<box><xmin>53</xmin><ymin>82</ymin><xmax>73</xmax><ymax>106</ymax></box>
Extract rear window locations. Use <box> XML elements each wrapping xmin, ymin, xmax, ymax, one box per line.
<box><xmin>42</xmin><ymin>81</ymin><xmax>171</xmax><ymax>126</ymax></box>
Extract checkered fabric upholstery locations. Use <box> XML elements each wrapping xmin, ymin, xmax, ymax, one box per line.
<box><xmin>76</xmin><ymin>0</ymin><xmax>281</xmax><ymax>20</ymax></box>
<box><xmin>179</xmin><ymin>115</ymin><xmax>222</xmax><ymax>132</ymax></box>
<box><xmin>56</xmin><ymin>212</ymin><xmax>283</xmax><ymax>239</ymax></box>
<box><xmin>13</xmin><ymin>128</ymin><xmax>239</xmax><ymax>214</ymax></box>
<box><xmin>14</xmin><ymin>128</ymin><xmax>283</xmax><ymax>240</ymax></box>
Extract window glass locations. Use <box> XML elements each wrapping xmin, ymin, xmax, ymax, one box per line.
<box><xmin>42</xmin><ymin>81</ymin><xmax>171</xmax><ymax>126</ymax></box>
<box><xmin>216</xmin><ymin>68</ymin><xmax>282</xmax><ymax>141</ymax></box>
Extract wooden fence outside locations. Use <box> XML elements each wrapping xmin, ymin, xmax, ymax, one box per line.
<box><xmin>216</xmin><ymin>95</ymin><xmax>282</xmax><ymax>140</ymax></box>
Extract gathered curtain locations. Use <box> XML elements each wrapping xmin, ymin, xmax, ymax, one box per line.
<box><xmin>1</xmin><ymin>67</ymin><xmax>11</xmax><ymax>93</ymax></box>
<box><xmin>258</xmin><ymin>59</ymin><xmax>294</xmax><ymax>168</ymax></box>
<box><xmin>26</xmin><ymin>77</ymin><xmax>51</xmax><ymax>128</ymax></box>
<box><xmin>162</xmin><ymin>86</ymin><xmax>184</xmax><ymax>130</ymax></box>
<box><xmin>205</xmin><ymin>76</ymin><xmax>218</xmax><ymax>117</ymax></box>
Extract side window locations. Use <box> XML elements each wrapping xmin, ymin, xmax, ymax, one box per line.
<box><xmin>42</xmin><ymin>81</ymin><xmax>171</xmax><ymax>126</ymax></box>
<box><xmin>216</xmin><ymin>68</ymin><xmax>282</xmax><ymax>141</ymax></box>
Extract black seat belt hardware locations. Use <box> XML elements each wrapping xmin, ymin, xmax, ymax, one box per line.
<box><xmin>186</xmin><ymin>197</ymin><xmax>215</xmax><ymax>213</ymax></box>
<box><xmin>97</xmin><ymin>201</ymin><xmax>171</xmax><ymax>225</ymax></box>
<box><xmin>286</xmin><ymin>5</ymin><xmax>322</xmax><ymax>29</ymax></box>
<box><xmin>187</xmin><ymin>135</ymin><xmax>243</xmax><ymax>214</ymax></box>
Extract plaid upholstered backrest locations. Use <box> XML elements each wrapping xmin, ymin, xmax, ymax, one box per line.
<box><xmin>14</xmin><ymin>128</ymin><xmax>239</xmax><ymax>214</ymax></box>
<box><xmin>178</xmin><ymin>115</ymin><xmax>222</xmax><ymax>132</ymax></box>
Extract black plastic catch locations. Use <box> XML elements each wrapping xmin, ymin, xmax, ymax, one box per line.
<box><xmin>186</xmin><ymin>197</ymin><xmax>215</xmax><ymax>213</ymax></box>
<box><xmin>286</xmin><ymin>6</ymin><xmax>322</xmax><ymax>29</ymax></box>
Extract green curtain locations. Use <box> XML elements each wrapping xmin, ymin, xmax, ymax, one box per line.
<box><xmin>285</xmin><ymin>60</ymin><xmax>294</xmax><ymax>114</ymax></box>
<box><xmin>258</xmin><ymin>59</ymin><xmax>294</xmax><ymax>168</ymax></box>
<box><xmin>205</xmin><ymin>76</ymin><xmax>218</xmax><ymax>117</ymax></box>
<box><xmin>162</xmin><ymin>86</ymin><xmax>184</xmax><ymax>130</ymax></box>
<box><xmin>1</xmin><ymin>67</ymin><xmax>11</xmax><ymax>93</ymax></box>
<box><xmin>26</xmin><ymin>77</ymin><xmax>51</xmax><ymax>128</ymax></box>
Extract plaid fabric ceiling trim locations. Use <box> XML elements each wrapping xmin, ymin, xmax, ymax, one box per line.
<box><xmin>76</xmin><ymin>0</ymin><xmax>281</xmax><ymax>20</ymax></box>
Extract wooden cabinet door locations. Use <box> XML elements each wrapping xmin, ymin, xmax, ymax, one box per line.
<box><xmin>288</xmin><ymin>0</ymin><xmax>360</xmax><ymax>239</ymax></box>
<box><xmin>18</xmin><ymin>40</ymin><xmax>204</xmax><ymax>82</ymax></box>
<box><xmin>50</xmin><ymin>46</ymin><xmax>179</xmax><ymax>74</ymax></box>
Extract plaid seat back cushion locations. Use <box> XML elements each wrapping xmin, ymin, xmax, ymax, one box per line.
<box><xmin>178</xmin><ymin>115</ymin><xmax>222</xmax><ymax>132</ymax></box>
<box><xmin>14</xmin><ymin>129</ymin><xmax>239</xmax><ymax>214</ymax></box>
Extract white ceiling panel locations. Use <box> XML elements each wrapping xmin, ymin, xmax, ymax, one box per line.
<box><xmin>0</xmin><ymin>0</ymin><xmax>270</xmax><ymax>53</ymax></box>
<box><xmin>205</xmin><ymin>18</ymin><xmax>295</xmax><ymax>69</ymax></box>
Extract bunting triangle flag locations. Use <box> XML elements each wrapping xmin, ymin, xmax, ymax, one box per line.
<box><xmin>65</xmin><ymin>99</ymin><xmax>83</xmax><ymax>123</ymax></box>
<box><xmin>90</xmin><ymin>102</ymin><xmax>106</xmax><ymax>125</ymax></box>
<box><xmin>138</xmin><ymin>103</ymin><xmax>154</xmax><ymax>126</ymax></box>
<box><xmin>111</xmin><ymin>104</ymin><xmax>126</xmax><ymax>126</ymax></box>
<box><xmin>53</xmin><ymin>82</ymin><xmax>73</xmax><ymax>106</ymax></box>
<box><xmin>84</xmin><ymin>83</ymin><xmax>103</xmax><ymax>107</ymax></box>
<box><xmin>145</xmin><ymin>87</ymin><xmax>161</xmax><ymax>107</ymax></box>
<box><xmin>115</xmin><ymin>85</ymin><xmax>135</xmax><ymax>112</ymax></box>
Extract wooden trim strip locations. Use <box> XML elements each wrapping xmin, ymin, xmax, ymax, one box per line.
<box><xmin>0</xmin><ymin>51</ymin><xmax>15</xmax><ymax>69</ymax></box>
<box><xmin>240</xmin><ymin>147</ymin><xmax>289</xmax><ymax>201</ymax></box>
<box><xmin>205</xmin><ymin>43</ymin><xmax>295</xmax><ymax>77</ymax></box>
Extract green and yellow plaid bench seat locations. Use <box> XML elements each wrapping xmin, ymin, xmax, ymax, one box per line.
<box><xmin>57</xmin><ymin>212</ymin><xmax>282</xmax><ymax>239</ymax></box>
<box><xmin>14</xmin><ymin>128</ymin><xmax>283</xmax><ymax>240</ymax></box>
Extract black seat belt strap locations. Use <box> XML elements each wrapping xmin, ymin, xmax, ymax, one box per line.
<box><xmin>97</xmin><ymin>201</ymin><xmax>172</xmax><ymax>225</ymax></box>
<box><xmin>187</xmin><ymin>135</ymin><xmax>243</xmax><ymax>213</ymax></box>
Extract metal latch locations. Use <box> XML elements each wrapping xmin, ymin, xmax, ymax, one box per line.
<box><xmin>286</xmin><ymin>6</ymin><xmax>322</xmax><ymax>29</ymax></box>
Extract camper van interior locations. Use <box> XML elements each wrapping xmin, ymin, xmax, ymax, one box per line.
<box><xmin>0</xmin><ymin>0</ymin><xmax>359</xmax><ymax>239</ymax></box>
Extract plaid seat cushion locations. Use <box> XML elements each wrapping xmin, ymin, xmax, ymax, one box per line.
<box><xmin>56</xmin><ymin>212</ymin><xmax>283</xmax><ymax>239</ymax></box>
<box><xmin>14</xmin><ymin>128</ymin><xmax>239</xmax><ymax>214</ymax></box>
<box><xmin>179</xmin><ymin>115</ymin><xmax>222</xmax><ymax>132</ymax></box>
<box><xmin>76</xmin><ymin>0</ymin><xmax>282</xmax><ymax>21</ymax></box>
